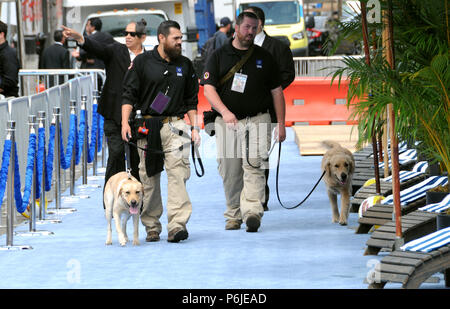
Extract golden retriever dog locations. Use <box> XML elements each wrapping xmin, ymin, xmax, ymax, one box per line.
<box><xmin>321</xmin><ymin>140</ymin><xmax>355</xmax><ymax>225</ymax></box>
<box><xmin>104</xmin><ymin>172</ymin><xmax>143</xmax><ymax>246</ymax></box>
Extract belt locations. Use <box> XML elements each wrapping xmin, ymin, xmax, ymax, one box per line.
<box><xmin>143</xmin><ymin>115</ymin><xmax>182</xmax><ymax>123</ymax></box>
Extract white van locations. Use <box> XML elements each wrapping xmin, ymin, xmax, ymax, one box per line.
<box><xmin>82</xmin><ymin>9</ymin><xmax>168</xmax><ymax>52</ymax></box>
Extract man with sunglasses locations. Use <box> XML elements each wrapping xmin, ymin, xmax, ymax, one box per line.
<box><xmin>121</xmin><ymin>20</ymin><xmax>200</xmax><ymax>243</ymax></box>
<box><xmin>62</xmin><ymin>20</ymin><xmax>147</xmax><ymax>199</ymax></box>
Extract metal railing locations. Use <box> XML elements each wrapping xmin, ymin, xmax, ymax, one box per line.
<box><xmin>293</xmin><ymin>55</ymin><xmax>363</xmax><ymax>77</ymax></box>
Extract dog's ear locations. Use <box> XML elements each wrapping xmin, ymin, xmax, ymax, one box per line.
<box><xmin>348</xmin><ymin>158</ymin><xmax>355</xmax><ymax>174</ymax></box>
<box><xmin>326</xmin><ymin>162</ymin><xmax>332</xmax><ymax>177</ymax></box>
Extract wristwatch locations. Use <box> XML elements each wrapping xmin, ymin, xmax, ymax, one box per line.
<box><xmin>191</xmin><ymin>126</ymin><xmax>201</xmax><ymax>131</ymax></box>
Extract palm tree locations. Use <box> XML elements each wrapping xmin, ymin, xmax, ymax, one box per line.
<box><xmin>330</xmin><ymin>0</ymin><xmax>449</xmax><ymax>187</ymax></box>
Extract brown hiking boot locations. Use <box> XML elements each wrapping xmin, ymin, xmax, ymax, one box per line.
<box><xmin>225</xmin><ymin>220</ymin><xmax>242</xmax><ymax>230</ymax></box>
<box><xmin>146</xmin><ymin>231</ymin><xmax>160</xmax><ymax>242</ymax></box>
<box><xmin>167</xmin><ymin>228</ymin><xmax>189</xmax><ymax>243</ymax></box>
<box><xmin>245</xmin><ymin>214</ymin><xmax>261</xmax><ymax>232</ymax></box>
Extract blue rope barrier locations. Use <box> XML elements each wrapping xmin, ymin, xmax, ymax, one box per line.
<box><xmin>45</xmin><ymin>124</ymin><xmax>55</xmax><ymax>192</ymax></box>
<box><xmin>87</xmin><ymin>104</ymin><xmax>98</xmax><ymax>163</ymax></box>
<box><xmin>60</xmin><ymin>114</ymin><xmax>77</xmax><ymax>170</ymax></box>
<box><xmin>98</xmin><ymin>114</ymin><xmax>104</xmax><ymax>153</ymax></box>
<box><xmin>0</xmin><ymin>139</ymin><xmax>12</xmax><ymax>211</ymax></box>
<box><xmin>77</xmin><ymin>109</ymin><xmax>86</xmax><ymax>165</ymax></box>
<box><xmin>14</xmin><ymin>133</ymin><xmax>36</xmax><ymax>214</ymax></box>
<box><xmin>36</xmin><ymin>127</ymin><xmax>45</xmax><ymax>200</ymax></box>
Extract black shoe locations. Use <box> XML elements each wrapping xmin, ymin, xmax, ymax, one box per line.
<box><xmin>145</xmin><ymin>231</ymin><xmax>160</xmax><ymax>242</ymax></box>
<box><xmin>245</xmin><ymin>215</ymin><xmax>261</xmax><ymax>232</ymax></box>
<box><xmin>167</xmin><ymin>228</ymin><xmax>189</xmax><ymax>243</ymax></box>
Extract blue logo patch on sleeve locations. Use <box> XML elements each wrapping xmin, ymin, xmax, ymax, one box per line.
<box><xmin>176</xmin><ymin>67</ymin><xmax>183</xmax><ymax>76</ymax></box>
<box><xmin>256</xmin><ymin>60</ymin><xmax>262</xmax><ymax>69</ymax></box>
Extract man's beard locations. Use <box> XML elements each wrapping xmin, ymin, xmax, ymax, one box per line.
<box><xmin>236</xmin><ymin>33</ymin><xmax>254</xmax><ymax>48</ymax></box>
<box><xmin>164</xmin><ymin>43</ymin><xmax>182</xmax><ymax>60</ymax></box>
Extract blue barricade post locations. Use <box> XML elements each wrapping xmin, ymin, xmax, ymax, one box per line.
<box><xmin>92</xmin><ymin>90</ymin><xmax>99</xmax><ymax>176</ymax></box>
<box><xmin>48</xmin><ymin>107</ymin><xmax>76</xmax><ymax>215</ymax></box>
<box><xmin>36</xmin><ymin>111</ymin><xmax>61</xmax><ymax>225</ymax></box>
<box><xmin>81</xmin><ymin>95</ymin><xmax>88</xmax><ymax>185</ymax></box>
<box><xmin>70</xmin><ymin>100</ymin><xmax>77</xmax><ymax>196</ymax></box>
<box><xmin>0</xmin><ymin>121</ymin><xmax>32</xmax><ymax>250</ymax></box>
<box><xmin>15</xmin><ymin>115</ymin><xmax>53</xmax><ymax>237</ymax></box>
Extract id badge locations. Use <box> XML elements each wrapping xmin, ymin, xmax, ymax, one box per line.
<box><xmin>150</xmin><ymin>91</ymin><xmax>171</xmax><ymax>114</ymax></box>
<box><xmin>231</xmin><ymin>73</ymin><xmax>248</xmax><ymax>93</ymax></box>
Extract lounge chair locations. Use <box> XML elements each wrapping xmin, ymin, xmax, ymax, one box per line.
<box><xmin>356</xmin><ymin>176</ymin><xmax>448</xmax><ymax>234</ymax></box>
<box><xmin>368</xmin><ymin>228</ymin><xmax>450</xmax><ymax>288</ymax></box>
<box><xmin>363</xmin><ymin>194</ymin><xmax>450</xmax><ymax>255</ymax></box>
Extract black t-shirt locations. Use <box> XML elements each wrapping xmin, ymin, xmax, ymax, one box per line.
<box><xmin>200</xmin><ymin>39</ymin><xmax>281</xmax><ymax>120</ymax></box>
<box><xmin>122</xmin><ymin>46</ymin><xmax>199</xmax><ymax>117</ymax></box>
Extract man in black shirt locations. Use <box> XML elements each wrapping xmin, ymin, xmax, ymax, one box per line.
<box><xmin>245</xmin><ymin>6</ymin><xmax>295</xmax><ymax>211</ymax></box>
<box><xmin>201</xmin><ymin>12</ymin><xmax>286</xmax><ymax>233</ymax></box>
<box><xmin>121</xmin><ymin>20</ymin><xmax>200</xmax><ymax>243</ymax></box>
<box><xmin>0</xmin><ymin>21</ymin><xmax>19</xmax><ymax>98</ymax></box>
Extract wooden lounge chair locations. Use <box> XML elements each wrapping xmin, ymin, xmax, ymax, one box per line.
<box><xmin>356</xmin><ymin>176</ymin><xmax>448</xmax><ymax>234</ymax></box>
<box><xmin>368</xmin><ymin>226</ymin><xmax>450</xmax><ymax>289</ymax></box>
<box><xmin>368</xmin><ymin>244</ymin><xmax>450</xmax><ymax>288</ymax></box>
<box><xmin>364</xmin><ymin>195</ymin><xmax>450</xmax><ymax>255</ymax></box>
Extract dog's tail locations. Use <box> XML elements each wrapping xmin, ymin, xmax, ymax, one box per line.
<box><xmin>322</xmin><ymin>140</ymin><xmax>341</xmax><ymax>149</ymax></box>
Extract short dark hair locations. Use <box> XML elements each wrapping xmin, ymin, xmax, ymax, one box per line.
<box><xmin>89</xmin><ymin>17</ymin><xmax>102</xmax><ymax>31</ymax></box>
<box><xmin>0</xmin><ymin>21</ymin><xmax>8</xmax><ymax>37</ymax></box>
<box><xmin>235</xmin><ymin>11</ymin><xmax>258</xmax><ymax>26</ymax></box>
<box><xmin>246</xmin><ymin>6</ymin><xmax>265</xmax><ymax>27</ymax></box>
<box><xmin>54</xmin><ymin>30</ymin><xmax>64</xmax><ymax>42</ymax></box>
<box><xmin>157</xmin><ymin>20</ymin><xmax>181</xmax><ymax>41</ymax></box>
<box><xmin>135</xmin><ymin>18</ymin><xmax>147</xmax><ymax>35</ymax></box>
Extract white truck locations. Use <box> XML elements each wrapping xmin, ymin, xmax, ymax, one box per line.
<box><xmin>63</xmin><ymin>0</ymin><xmax>199</xmax><ymax>60</ymax></box>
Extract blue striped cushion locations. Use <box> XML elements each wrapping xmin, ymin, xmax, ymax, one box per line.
<box><xmin>378</xmin><ymin>149</ymin><xmax>417</xmax><ymax>169</ymax></box>
<box><xmin>401</xmin><ymin>226</ymin><xmax>450</xmax><ymax>252</ymax></box>
<box><xmin>419</xmin><ymin>194</ymin><xmax>450</xmax><ymax>213</ymax></box>
<box><xmin>381</xmin><ymin>176</ymin><xmax>449</xmax><ymax>206</ymax></box>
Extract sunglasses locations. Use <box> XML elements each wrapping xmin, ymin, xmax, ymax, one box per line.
<box><xmin>124</xmin><ymin>31</ymin><xmax>143</xmax><ymax>37</ymax></box>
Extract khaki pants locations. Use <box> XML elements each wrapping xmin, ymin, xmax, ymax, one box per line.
<box><xmin>215</xmin><ymin>112</ymin><xmax>271</xmax><ymax>223</ymax></box>
<box><xmin>137</xmin><ymin>118</ymin><xmax>192</xmax><ymax>234</ymax></box>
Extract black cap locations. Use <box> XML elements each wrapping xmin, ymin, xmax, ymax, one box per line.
<box><xmin>219</xmin><ymin>17</ymin><xmax>232</xmax><ymax>27</ymax></box>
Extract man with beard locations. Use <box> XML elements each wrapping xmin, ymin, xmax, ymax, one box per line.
<box><xmin>201</xmin><ymin>11</ymin><xmax>286</xmax><ymax>233</ymax></box>
<box><xmin>121</xmin><ymin>20</ymin><xmax>200</xmax><ymax>243</ymax></box>
<box><xmin>245</xmin><ymin>6</ymin><xmax>295</xmax><ymax>212</ymax></box>
<box><xmin>62</xmin><ymin>20</ymin><xmax>145</xmax><ymax>190</ymax></box>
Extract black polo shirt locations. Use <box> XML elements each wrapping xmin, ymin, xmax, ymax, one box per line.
<box><xmin>200</xmin><ymin>39</ymin><xmax>281</xmax><ymax>120</ymax></box>
<box><xmin>122</xmin><ymin>46</ymin><xmax>199</xmax><ymax>117</ymax></box>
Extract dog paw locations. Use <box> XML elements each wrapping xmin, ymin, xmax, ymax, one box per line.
<box><xmin>105</xmin><ymin>240</ymin><xmax>112</xmax><ymax>245</ymax></box>
<box><xmin>339</xmin><ymin>220</ymin><xmax>348</xmax><ymax>226</ymax></box>
<box><xmin>119</xmin><ymin>241</ymin><xmax>127</xmax><ymax>246</ymax></box>
<box><xmin>133</xmin><ymin>239</ymin><xmax>140</xmax><ymax>246</ymax></box>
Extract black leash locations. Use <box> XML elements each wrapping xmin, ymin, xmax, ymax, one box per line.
<box><xmin>125</xmin><ymin>131</ymin><xmax>204</xmax><ymax>178</ymax></box>
<box><xmin>274</xmin><ymin>141</ymin><xmax>326</xmax><ymax>210</ymax></box>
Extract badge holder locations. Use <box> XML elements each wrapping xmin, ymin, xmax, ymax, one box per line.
<box><xmin>150</xmin><ymin>86</ymin><xmax>171</xmax><ymax>114</ymax></box>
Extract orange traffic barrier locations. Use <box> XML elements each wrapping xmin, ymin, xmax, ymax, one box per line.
<box><xmin>188</xmin><ymin>77</ymin><xmax>358</xmax><ymax>127</ymax></box>
<box><xmin>36</xmin><ymin>83</ymin><xmax>46</xmax><ymax>93</ymax></box>
<box><xmin>283</xmin><ymin>77</ymin><xmax>358</xmax><ymax>126</ymax></box>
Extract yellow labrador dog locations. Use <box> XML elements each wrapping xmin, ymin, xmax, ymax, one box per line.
<box><xmin>104</xmin><ymin>172</ymin><xmax>143</xmax><ymax>246</ymax></box>
<box><xmin>321</xmin><ymin>140</ymin><xmax>355</xmax><ymax>225</ymax></box>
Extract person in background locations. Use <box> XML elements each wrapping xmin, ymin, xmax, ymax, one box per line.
<box><xmin>39</xmin><ymin>29</ymin><xmax>71</xmax><ymax>87</ymax></box>
<box><xmin>62</xmin><ymin>19</ymin><xmax>146</xmax><ymax>201</ymax></box>
<box><xmin>0</xmin><ymin>20</ymin><xmax>19</xmax><ymax>98</ymax></box>
<box><xmin>245</xmin><ymin>6</ymin><xmax>295</xmax><ymax>211</ymax></box>
<box><xmin>214</xmin><ymin>17</ymin><xmax>232</xmax><ymax>49</ymax></box>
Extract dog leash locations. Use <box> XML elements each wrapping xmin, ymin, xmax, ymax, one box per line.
<box><xmin>275</xmin><ymin>141</ymin><xmax>326</xmax><ymax>210</ymax></box>
<box><xmin>125</xmin><ymin>129</ymin><xmax>204</xmax><ymax>177</ymax></box>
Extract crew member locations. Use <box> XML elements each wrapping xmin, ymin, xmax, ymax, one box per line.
<box><xmin>245</xmin><ymin>6</ymin><xmax>295</xmax><ymax>211</ymax></box>
<box><xmin>121</xmin><ymin>20</ymin><xmax>200</xmax><ymax>243</ymax></box>
<box><xmin>201</xmin><ymin>12</ymin><xmax>286</xmax><ymax>233</ymax></box>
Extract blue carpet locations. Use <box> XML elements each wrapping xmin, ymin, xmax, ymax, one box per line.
<box><xmin>0</xmin><ymin>128</ymin><xmax>445</xmax><ymax>289</ymax></box>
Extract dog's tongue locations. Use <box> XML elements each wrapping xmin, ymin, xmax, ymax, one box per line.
<box><xmin>129</xmin><ymin>206</ymin><xmax>139</xmax><ymax>215</ymax></box>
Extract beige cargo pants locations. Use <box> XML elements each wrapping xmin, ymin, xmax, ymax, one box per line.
<box><xmin>215</xmin><ymin>112</ymin><xmax>271</xmax><ymax>223</ymax></box>
<box><xmin>137</xmin><ymin>118</ymin><xmax>192</xmax><ymax>235</ymax></box>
